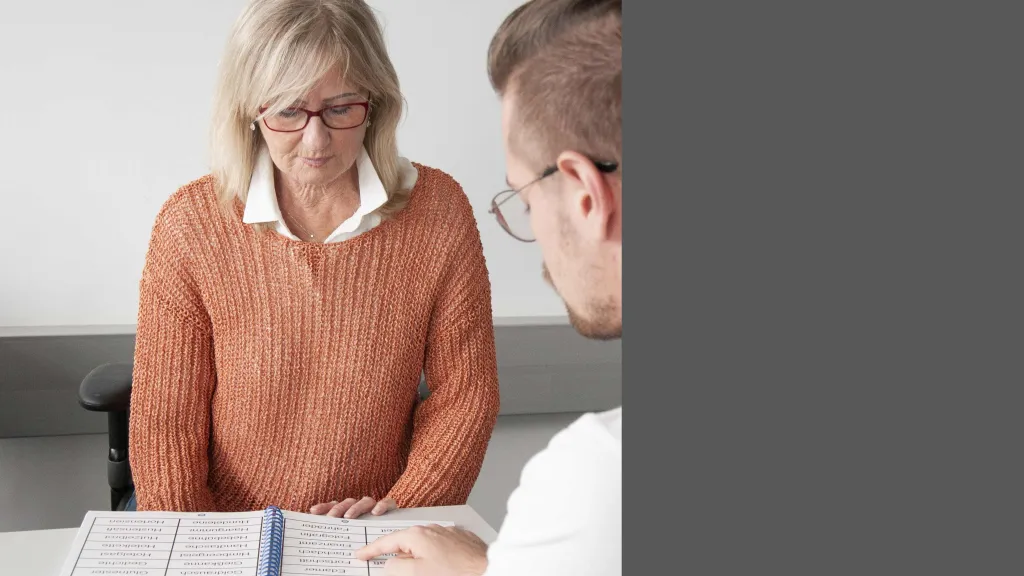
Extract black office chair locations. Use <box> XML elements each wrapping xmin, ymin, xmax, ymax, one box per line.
<box><xmin>78</xmin><ymin>361</ymin><xmax>430</xmax><ymax>511</ymax></box>
<box><xmin>78</xmin><ymin>362</ymin><xmax>135</xmax><ymax>511</ymax></box>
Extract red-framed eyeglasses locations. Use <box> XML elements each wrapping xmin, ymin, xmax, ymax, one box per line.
<box><xmin>257</xmin><ymin>102</ymin><xmax>371</xmax><ymax>132</ymax></box>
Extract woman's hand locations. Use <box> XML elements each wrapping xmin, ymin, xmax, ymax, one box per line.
<box><xmin>309</xmin><ymin>496</ymin><xmax>398</xmax><ymax>519</ymax></box>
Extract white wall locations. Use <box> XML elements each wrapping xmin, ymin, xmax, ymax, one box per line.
<box><xmin>0</xmin><ymin>0</ymin><xmax>566</xmax><ymax>328</ymax></box>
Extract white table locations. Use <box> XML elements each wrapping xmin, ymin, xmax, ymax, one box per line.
<box><xmin>1</xmin><ymin>504</ymin><xmax>497</xmax><ymax>576</ymax></box>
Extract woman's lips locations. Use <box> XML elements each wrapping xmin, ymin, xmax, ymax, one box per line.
<box><xmin>300</xmin><ymin>156</ymin><xmax>331</xmax><ymax>167</ymax></box>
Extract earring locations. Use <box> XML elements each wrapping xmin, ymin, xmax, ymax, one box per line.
<box><xmin>250</xmin><ymin>122</ymin><xmax>256</xmax><ymax>131</ymax></box>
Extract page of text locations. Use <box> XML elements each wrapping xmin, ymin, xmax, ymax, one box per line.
<box><xmin>279</xmin><ymin>509</ymin><xmax>455</xmax><ymax>576</ymax></box>
<box><xmin>58</xmin><ymin>510</ymin><xmax>267</xmax><ymax>576</ymax></box>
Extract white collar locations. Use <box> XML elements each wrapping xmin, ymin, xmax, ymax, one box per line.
<box><xmin>241</xmin><ymin>145</ymin><xmax>390</xmax><ymax>238</ymax></box>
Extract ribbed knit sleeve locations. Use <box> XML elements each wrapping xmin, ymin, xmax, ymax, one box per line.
<box><xmin>128</xmin><ymin>199</ymin><xmax>218</xmax><ymax>512</ymax></box>
<box><xmin>385</xmin><ymin>210</ymin><xmax>501</xmax><ymax>508</ymax></box>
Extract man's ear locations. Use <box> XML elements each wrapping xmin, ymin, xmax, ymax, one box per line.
<box><xmin>555</xmin><ymin>151</ymin><xmax>617</xmax><ymax>241</ymax></box>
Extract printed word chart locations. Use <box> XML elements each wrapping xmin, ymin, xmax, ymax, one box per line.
<box><xmin>62</xmin><ymin>510</ymin><xmax>265</xmax><ymax>576</ymax></box>
<box><xmin>57</xmin><ymin>508</ymin><xmax>455</xmax><ymax>576</ymax></box>
<box><xmin>279</xmin><ymin>509</ymin><xmax>454</xmax><ymax>575</ymax></box>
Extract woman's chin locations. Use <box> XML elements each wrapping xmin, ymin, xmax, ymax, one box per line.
<box><xmin>289</xmin><ymin>159</ymin><xmax>355</xmax><ymax>182</ymax></box>
<box><xmin>289</xmin><ymin>167</ymin><xmax>342</xmax><ymax>186</ymax></box>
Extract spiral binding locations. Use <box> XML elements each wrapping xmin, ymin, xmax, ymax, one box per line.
<box><xmin>257</xmin><ymin>505</ymin><xmax>285</xmax><ymax>576</ymax></box>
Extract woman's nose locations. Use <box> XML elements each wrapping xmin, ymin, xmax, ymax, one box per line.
<box><xmin>302</xmin><ymin>116</ymin><xmax>330</xmax><ymax>147</ymax></box>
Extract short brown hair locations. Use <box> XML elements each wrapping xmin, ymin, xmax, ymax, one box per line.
<box><xmin>488</xmin><ymin>0</ymin><xmax>622</xmax><ymax>169</ymax></box>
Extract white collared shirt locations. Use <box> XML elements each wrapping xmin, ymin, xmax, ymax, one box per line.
<box><xmin>483</xmin><ymin>407</ymin><xmax>622</xmax><ymax>576</ymax></box>
<box><xmin>242</xmin><ymin>145</ymin><xmax>418</xmax><ymax>243</ymax></box>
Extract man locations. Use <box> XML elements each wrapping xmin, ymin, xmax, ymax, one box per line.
<box><xmin>356</xmin><ymin>0</ymin><xmax>622</xmax><ymax>574</ymax></box>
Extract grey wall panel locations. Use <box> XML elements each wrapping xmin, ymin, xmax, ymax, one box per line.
<box><xmin>0</xmin><ymin>324</ymin><xmax>621</xmax><ymax>438</ymax></box>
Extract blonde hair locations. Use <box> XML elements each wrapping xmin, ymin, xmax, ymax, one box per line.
<box><xmin>210</xmin><ymin>0</ymin><xmax>409</xmax><ymax>221</ymax></box>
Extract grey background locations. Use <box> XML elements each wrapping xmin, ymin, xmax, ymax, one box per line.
<box><xmin>628</xmin><ymin>2</ymin><xmax>1022</xmax><ymax>574</ymax></box>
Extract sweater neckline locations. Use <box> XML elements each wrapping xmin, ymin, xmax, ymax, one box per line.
<box><xmin>237</xmin><ymin>163</ymin><xmax>425</xmax><ymax>252</ymax></box>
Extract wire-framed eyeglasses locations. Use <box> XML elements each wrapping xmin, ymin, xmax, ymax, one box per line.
<box><xmin>488</xmin><ymin>159</ymin><xmax>618</xmax><ymax>242</ymax></box>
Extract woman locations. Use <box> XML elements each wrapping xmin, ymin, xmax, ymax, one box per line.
<box><xmin>126</xmin><ymin>0</ymin><xmax>500</xmax><ymax>517</ymax></box>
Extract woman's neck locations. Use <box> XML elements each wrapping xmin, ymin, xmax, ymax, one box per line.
<box><xmin>276</xmin><ymin>168</ymin><xmax>361</xmax><ymax>241</ymax></box>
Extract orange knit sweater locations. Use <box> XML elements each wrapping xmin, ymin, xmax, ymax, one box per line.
<box><xmin>127</xmin><ymin>164</ymin><xmax>500</xmax><ymax>513</ymax></box>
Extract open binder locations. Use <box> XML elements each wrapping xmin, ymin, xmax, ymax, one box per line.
<box><xmin>58</xmin><ymin>504</ymin><xmax>454</xmax><ymax>576</ymax></box>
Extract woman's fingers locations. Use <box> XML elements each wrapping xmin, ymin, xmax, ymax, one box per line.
<box><xmin>326</xmin><ymin>498</ymin><xmax>360</xmax><ymax>518</ymax></box>
<box><xmin>310</xmin><ymin>496</ymin><xmax>395</xmax><ymax>518</ymax></box>
<box><xmin>344</xmin><ymin>496</ymin><xmax>378</xmax><ymax>519</ymax></box>
<box><xmin>309</xmin><ymin>500</ymin><xmax>338</xmax><ymax>515</ymax></box>
<box><xmin>372</xmin><ymin>497</ymin><xmax>398</xmax><ymax>516</ymax></box>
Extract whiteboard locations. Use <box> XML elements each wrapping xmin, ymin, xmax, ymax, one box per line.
<box><xmin>0</xmin><ymin>0</ymin><xmax>566</xmax><ymax>328</ymax></box>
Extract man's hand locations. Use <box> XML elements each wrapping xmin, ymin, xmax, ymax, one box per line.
<box><xmin>356</xmin><ymin>524</ymin><xmax>489</xmax><ymax>576</ymax></box>
<box><xmin>309</xmin><ymin>497</ymin><xmax>398</xmax><ymax>519</ymax></box>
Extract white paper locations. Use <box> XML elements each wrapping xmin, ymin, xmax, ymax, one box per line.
<box><xmin>57</xmin><ymin>508</ymin><xmax>456</xmax><ymax>576</ymax></box>
<box><xmin>57</xmin><ymin>509</ymin><xmax>267</xmax><ymax>576</ymax></box>
<box><xmin>278</xmin><ymin>509</ymin><xmax>454</xmax><ymax>576</ymax></box>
